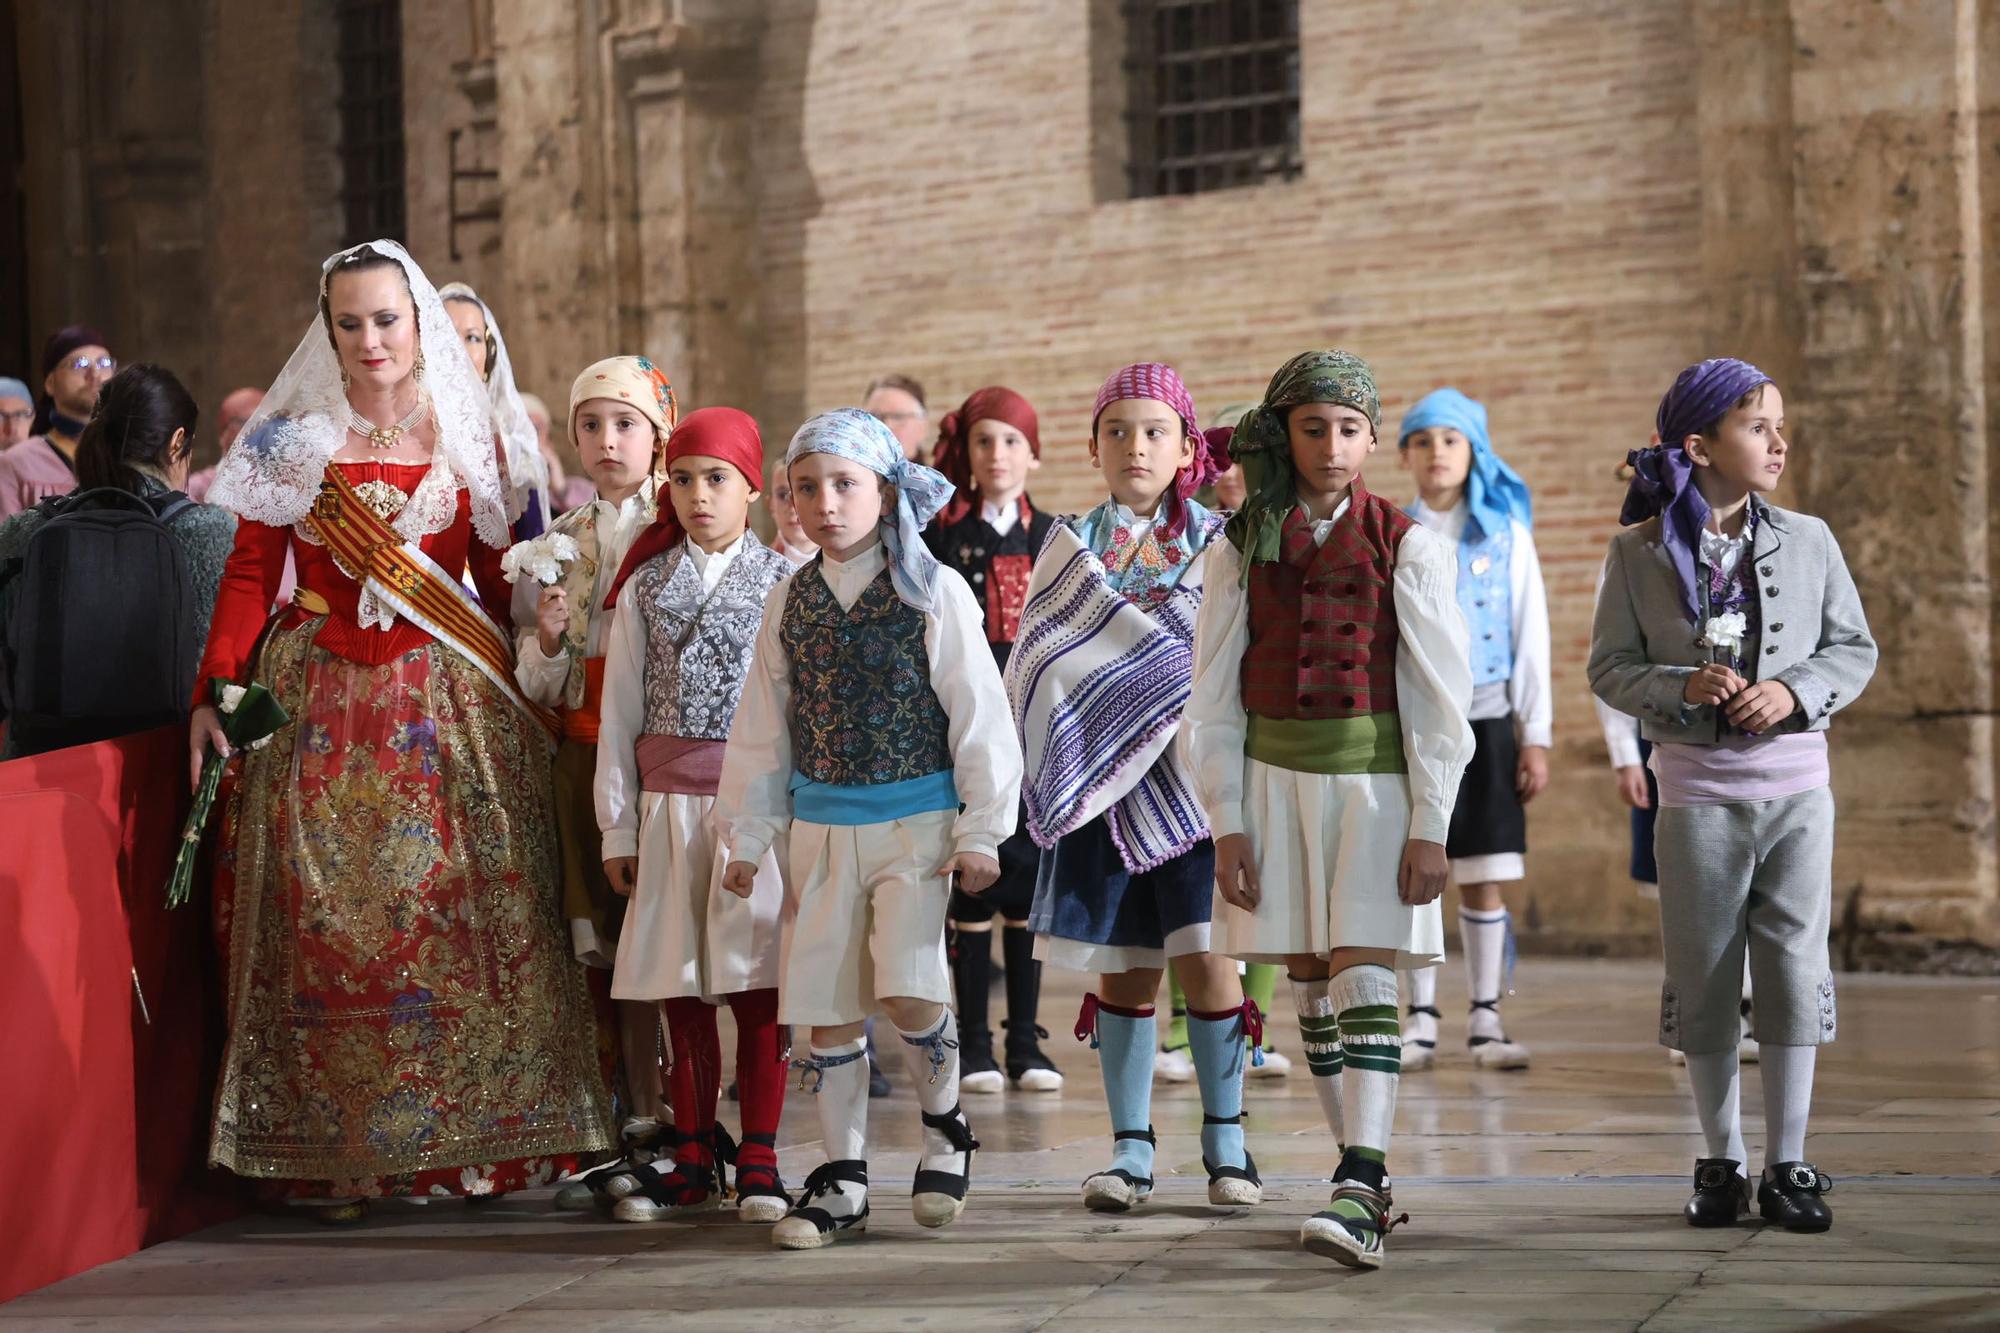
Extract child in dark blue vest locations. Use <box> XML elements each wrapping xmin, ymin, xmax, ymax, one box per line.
<box><xmin>717</xmin><ymin>409</ymin><xmax>1023</xmax><ymax>1251</ymax></box>
<box><xmin>924</xmin><ymin>386</ymin><xmax>1062</xmax><ymax>1095</ymax></box>
<box><xmin>1396</xmin><ymin>388</ymin><xmax>1549</xmax><ymax>1070</ymax></box>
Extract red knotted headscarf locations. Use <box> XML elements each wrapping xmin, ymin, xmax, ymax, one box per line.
<box><xmin>603</xmin><ymin>406</ymin><xmax>765</xmax><ymax>610</ymax></box>
<box><xmin>930</xmin><ymin>386</ymin><xmax>1040</xmax><ymax>525</ymax></box>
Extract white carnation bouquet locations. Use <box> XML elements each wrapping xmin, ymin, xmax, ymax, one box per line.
<box><xmin>500</xmin><ymin>532</ymin><xmax>581</xmax><ymax>587</ymax></box>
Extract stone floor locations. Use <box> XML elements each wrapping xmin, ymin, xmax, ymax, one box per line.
<box><xmin>6</xmin><ymin>959</ymin><xmax>1998</xmax><ymax>1331</ymax></box>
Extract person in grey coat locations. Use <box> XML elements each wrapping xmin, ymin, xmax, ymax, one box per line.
<box><xmin>1590</xmin><ymin>358</ymin><xmax>1875</xmax><ymax>1237</ymax></box>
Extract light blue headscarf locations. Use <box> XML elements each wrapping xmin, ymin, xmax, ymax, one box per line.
<box><xmin>784</xmin><ymin>408</ymin><xmax>956</xmax><ymax>612</ymax></box>
<box><xmin>0</xmin><ymin>377</ymin><xmax>29</xmax><ymax>404</ymax></box>
<box><xmin>1398</xmin><ymin>387</ymin><xmax>1532</xmax><ymax>539</ymax></box>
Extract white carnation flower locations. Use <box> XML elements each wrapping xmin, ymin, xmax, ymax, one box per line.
<box><xmin>1699</xmin><ymin>610</ymin><xmax>1748</xmax><ymax>654</ymax></box>
<box><xmin>218</xmin><ymin>683</ymin><xmax>248</xmax><ymax>714</ymax></box>
<box><xmin>500</xmin><ymin>534</ymin><xmax>578</xmax><ymax>587</ymax></box>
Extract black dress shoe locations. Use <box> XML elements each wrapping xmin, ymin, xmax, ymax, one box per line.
<box><xmin>1758</xmin><ymin>1161</ymin><xmax>1833</xmax><ymax>1232</ymax></box>
<box><xmin>1684</xmin><ymin>1157</ymin><xmax>1750</xmax><ymax>1227</ymax></box>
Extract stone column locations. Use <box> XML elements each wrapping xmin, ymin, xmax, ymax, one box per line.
<box><xmin>1783</xmin><ymin>0</ymin><xmax>1997</xmax><ymax>950</ymax></box>
<box><xmin>491</xmin><ymin>1</ymin><xmax>765</xmax><ymax>416</ymax></box>
<box><xmin>491</xmin><ymin>0</ymin><xmax>615</xmax><ymax>407</ymax></box>
<box><xmin>202</xmin><ymin>0</ymin><xmax>344</xmax><ymax>435</ymax></box>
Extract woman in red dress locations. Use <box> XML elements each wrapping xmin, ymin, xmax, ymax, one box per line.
<box><xmin>192</xmin><ymin>240</ymin><xmax>614</xmax><ymax>1222</ymax></box>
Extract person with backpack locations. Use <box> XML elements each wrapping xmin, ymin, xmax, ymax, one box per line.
<box><xmin>0</xmin><ymin>363</ymin><xmax>235</xmax><ymax>758</ymax></box>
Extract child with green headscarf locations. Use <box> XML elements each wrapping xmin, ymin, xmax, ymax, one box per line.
<box><xmin>1182</xmin><ymin>349</ymin><xmax>1475</xmax><ymax>1270</ymax></box>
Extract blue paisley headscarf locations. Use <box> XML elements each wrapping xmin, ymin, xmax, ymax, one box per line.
<box><xmin>1623</xmin><ymin>358</ymin><xmax>1774</xmax><ymax>623</ymax></box>
<box><xmin>785</xmin><ymin>407</ymin><xmax>956</xmax><ymax>612</ymax></box>
<box><xmin>1397</xmin><ymin>387</ymin><xmax>1531</xmax><ymax>539</ymax></box>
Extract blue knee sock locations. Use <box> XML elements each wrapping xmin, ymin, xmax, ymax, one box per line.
<box><xmin>1186</xmin><ymin>1005</ymin><xmax>1247</xmax><ymax>1169</ymax></box>
<box><xmin>1089</xmin><ymin>997</ymin><xmax>1157</xmax><ymax>1179</ymax></box>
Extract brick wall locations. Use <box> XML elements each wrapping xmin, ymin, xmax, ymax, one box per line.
<box><xmin>755</xmin><ymin>0</ymin><xmax>1712</xmax><ymax>946</ymax></box>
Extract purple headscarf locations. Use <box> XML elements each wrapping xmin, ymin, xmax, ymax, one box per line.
<box><xmin>1621</xmin><ymin>358</ymin><xmax>1773</xmax><ymax>623</ymax></box>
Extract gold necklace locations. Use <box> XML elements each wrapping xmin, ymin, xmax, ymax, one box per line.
<box><xmin>348</xmin><ymin>390</ymin><xmax>430</xmax><ymax>452</ymax></box>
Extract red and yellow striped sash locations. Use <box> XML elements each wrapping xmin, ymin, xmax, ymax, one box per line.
<box><xmin>310</xmin><ymin>467</ymin><xmax>559</xmax><ymax>738</ymax></box>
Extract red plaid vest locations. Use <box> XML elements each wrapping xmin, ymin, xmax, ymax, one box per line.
<box><xmin>1243</xmin><ymin>480</ymin><xmax>1414</xmax><ymax>719</ymax></box>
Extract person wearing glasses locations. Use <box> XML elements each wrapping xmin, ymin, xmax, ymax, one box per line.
<box><xmin>0</xmin><ymin>378</ymin><xmax>33</xmax><ymax>449</ymax></box>
<box><xmin>0</xmin><ymin>325</ymin><xmax>117</xmax><ymax>517</ymax></box>
<box><xmin>864</xmin><ymin>372</ymin><xmax>931</xmax><ymax>464</ymax></box>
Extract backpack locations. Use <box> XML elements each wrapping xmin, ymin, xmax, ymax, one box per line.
<box><xmin>0</xmin><ymin>486</ymin><xmax>198</xmax><ymax>755</ymax></box>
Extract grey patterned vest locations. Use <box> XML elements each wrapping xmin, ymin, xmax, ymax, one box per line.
<box><xmin>633</xmin><ymin>535</ymin><xmax>794</xmax><ymax>740</ymax></box>
<box><xmin>778</xmin><ymin>559</ymin><xmax>953</xmax><ymax>786</ymax></box>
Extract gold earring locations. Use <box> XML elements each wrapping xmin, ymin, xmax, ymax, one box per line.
<box><xmin>413</xmin><ymin>345</ymin><xmax>426</xmax><ymax>384</ymax></box>
<box><xmin>341</xmin><ymin>365</ymin><xmax>352</xmax><ymax>391</ymax></box>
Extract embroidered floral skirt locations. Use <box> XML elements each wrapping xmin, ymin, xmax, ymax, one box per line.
<box><xmin>209</xmin><ymin>621</ymin><xmax>615</xmax><ymax>1197</ymax></box>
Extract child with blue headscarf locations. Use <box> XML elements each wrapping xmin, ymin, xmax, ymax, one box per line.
<box><xmin>716</xmin><ymin>409</ymin><xmax>1024</xmax><ymax>1251</ymax></box>
<box><xmin>1396</xmin><ymin>387</ymin><xmax>1549</xmax><ymax>1073</ymax></box>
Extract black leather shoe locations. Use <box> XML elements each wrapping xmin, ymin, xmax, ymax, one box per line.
<box><xmin>1758</xmin><ymin>1161</ymin><xmax>1833</xmax><ymax>1232</ymax></box>
<box><xmin>1684</xmin><ymin>1157</ymin><xmax>1750</xmax><ymax>1227</ymax></box>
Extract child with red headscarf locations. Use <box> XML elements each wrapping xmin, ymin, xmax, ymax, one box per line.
<box><xmin>592</xmin><ymin>406</ymin><xmax>798</xmax><ymax>1223</ymax></box>
<box><xmin>923</xmin><ymin>386</ymin><xmax>1062</xmax><ymax>1094</ymax></box>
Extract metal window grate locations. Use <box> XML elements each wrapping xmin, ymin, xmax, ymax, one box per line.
<box><xmin>337</xmin><ymin>0</ymin><xmax>406</xmax><ymax>244</ymax></box>
<box><xmin>1126</xmin><ymin>0</ymin><xmax>1301</xmax><ymax>198</ymax></box>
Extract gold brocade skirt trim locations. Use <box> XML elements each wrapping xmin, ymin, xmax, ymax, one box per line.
<box><xmin>209</xmin><ymin>620</ymin><xmax>614</xmax><ymax>1182</ymax></box>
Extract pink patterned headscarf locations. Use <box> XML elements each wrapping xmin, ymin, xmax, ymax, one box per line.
<box><xmin>1091</xmin><ymin>361</ymin><xmax>1218</xmax><ymax>540</ymax></box>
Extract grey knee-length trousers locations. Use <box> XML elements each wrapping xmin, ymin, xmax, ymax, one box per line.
<box><xmin>1653</xmin><ymin>786</ymin><xmax>1838</xmax><ymax>1055</ymax></box>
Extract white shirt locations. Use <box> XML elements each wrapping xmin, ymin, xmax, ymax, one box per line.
<box><xmin>1112</xmin><ymin>498</ymin><xmax>1165</xmax><ymax>549</ymax></box>
<box><xmin>715</xmin><ymin>539</ymin><xmax>1024</xmax><ymax>866</ymax></box>
<box><xmin>980</xmin><ymin>498</ymin><xmax>1020</xmax><ymax>537</ymax></box>
<box><xmin>512</xmin><ymin>487</ymin><xmax>656</xmax><ymax>705</ymax></box>
<box><xmin>1182</xmin><ymin>513</ymin><xmax>1475</xmax><ymax>845</ymax></box>
<box><xmin>1406</xmin><ymin>498</ymin><xmax>1553</xmax><ymax>747</ymax></box>
<box><xmin>1591</xmin><ymin>555</ymin><xmax>1644</xmax><ymax>770</ymax></box>
<box><xmin>596</xmin><ymin>533</ymin><xmax>750</xmax><ymax>861</ymax></box>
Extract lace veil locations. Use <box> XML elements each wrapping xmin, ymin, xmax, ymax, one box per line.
<box><xmin>438</xmin><ymin>279</ymin><xmax>551</xmax><ymax>529</ymax></box>
<box><xmin>208</xmin><ymin>239</ymin><xmax>511</xmax><ymax>550</ymax></box>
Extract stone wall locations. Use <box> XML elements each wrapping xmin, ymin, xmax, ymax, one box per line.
<box><xmin>11</xmin><ymin>0</ymin><xmax>1997</xmax><ymax>958</ymax></box>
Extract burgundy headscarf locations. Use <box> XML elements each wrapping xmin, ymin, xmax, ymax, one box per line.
<box><xmin>603</xmin><ymin>406</ymin><xmax>765</xmax><ymax>610</ymax></box>
<box><xmin>1622</xmin><ymin>357</ymin><xmax>1774</xmax><ymax>623</ymax></box>
<box><xmin>931</xmin><ymin>386</ymin><xmax>1040</xmax><ymax>525</ymax></box>
<box><xmin>1092</xmin><ymin>362</ymin><xmax>1221</xmax><ymax>541</ymax></box>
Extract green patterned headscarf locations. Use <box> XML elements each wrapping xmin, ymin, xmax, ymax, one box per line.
<box><xmin>1224</xmin><ymin>350</ymin><xmax>1382</xmax><ymax>582</ymax></box>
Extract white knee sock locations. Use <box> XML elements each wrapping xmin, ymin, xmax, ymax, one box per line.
<box><xmin>1459</xmin><ymin>905</ymin><xmax>1508</xmax><ymax>1040</ymax></box>
<box><xmin>1401</xmin><ymin>966</ymin><xmax>1438</xmax><ymax>1045</ymax></box>
<box><xmin>895</xmin><ymin>1009</ymin><xmax>968</xmax><ymax>1175</ymax></box>
<box><xmin>1330</xmin><ymin>965</ymin><xmax>1400</xmax><ymax>1161</ymax></box>
<box><xmin>1292</xmin><ymin>976</ymin><xmax>1344</xmax><ymax>1147</ymax></box>
<box><xmin>807</xmin><ymin>1038</ymin><xmax>870</xmax><ymax>1165</ymax></box>
<box><xmin>1684</xmin><ymin>1049</ymin><xmax>1747</xmax><ymax>1175</ymax></box>
<box><xmin>1759</xmin><ymin>1043</ymin><xmax>1816</xmax><ymax>1170</ymax></box>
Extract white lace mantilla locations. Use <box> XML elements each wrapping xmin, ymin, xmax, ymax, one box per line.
<box><xmin>208</xmin><ymin>238</ymin><xmax>511</xmax><ymax>551</ymax></box>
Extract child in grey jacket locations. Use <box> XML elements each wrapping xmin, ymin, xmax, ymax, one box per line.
<box><xmin>1590</xmin><ymin>358</ymin><xmax>1875</xmax><ymax>1236</ymax></box>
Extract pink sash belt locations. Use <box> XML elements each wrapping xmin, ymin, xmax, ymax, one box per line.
<box><xmin>637</xmin><ymin>734</ymin><xmax>726</xmax><ymax>796</ymax></box>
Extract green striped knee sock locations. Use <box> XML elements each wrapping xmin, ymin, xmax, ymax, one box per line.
<box><xmin>1292</xmin><ymin>974</ymin><xmax>1344</xmax><ymax>1147</ymax></box>
<box><xmin>1330</xmin><ymin>964</ymin><xmax>1401</xmax><ymax>1162</ymax></box>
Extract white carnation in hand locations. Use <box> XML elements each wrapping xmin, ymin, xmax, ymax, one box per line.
<box><xmin>218</xmin><ymin>683</ymin><xmax>248</xmax><ymax>714</ymax></box>
<box><xmin>500</xmin><ymin>534</ymin><xmax>578</xmax><ymax>586</ymax></box>
<box><xmin>1698</xmin><ymin>610</ymin><xmax>1748</xmax><ymax>654</ymax></box>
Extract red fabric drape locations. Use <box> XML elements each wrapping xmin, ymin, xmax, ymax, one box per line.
<box><xmin>0</xmin><ymin>726</ymin><xmax>244</xmax><ymax>1303</ymax></box>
